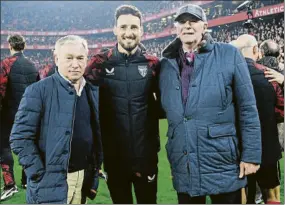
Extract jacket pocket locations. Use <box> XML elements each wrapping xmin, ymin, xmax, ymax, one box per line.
<box><xmin>208</xmin><ymin>123</ymin><xmax>236</xmax><ymax>138</ymax></box>
<box><xmin>217</xmin><ymin>73</ymin><xmax>227</xmax><ymax>109</ymax></box>
<box><xmin>208</xmin><ymin>123</ymin><xmax>238</xmax><ymax>163</ymax></box>
<box><xmin>28</xmin><ymin>172</ymin><xmax>45</xmax><ymax>203</ymax></box>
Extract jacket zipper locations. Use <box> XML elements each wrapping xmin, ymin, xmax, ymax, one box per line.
<box><xmin>66</xmin><ymin>91</ymin><xmax>78</xmax><ymax>175</ymax></box>
<box><xmin>125</xmin><ymin>58</ymin><xmax>133</xmax><ymax>158</ymax></box>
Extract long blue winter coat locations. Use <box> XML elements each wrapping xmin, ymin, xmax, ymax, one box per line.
<box><xmin>159</xmin><ymin>38</ymin><xmax>261</xmax><ymax>196</ymax></box>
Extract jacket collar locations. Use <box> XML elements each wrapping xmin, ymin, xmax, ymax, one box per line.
<box><xmin>257</xmin><ymin>56</ymin><xmax>279</xmax><ymax>71</ymax></box>
<box><xmin>58</xmin><ymin>70</ymin><xmax>86</xmax><ymax>96</ymax></box>
<box><xmin>12</xmin><ymin>52</ymin><xmax>23</xmax><ymax>57</ymax></box>
<box><xmin>162</xmin><ymin>34</ymin><xmax>214</xmax><ymax>59</ymax></box>
<box><xmin>54</xmin><ymin>69</ymin><xmax>71</xmax><ymax>92</ymax></box>
<box><xmin>245</xmin><ymin>58</ymin><xmax>267</xmax><ymax>75</ymax></box>
<box><xmin>54</xmin><ymin>69</ymin><xmax>85</xmax><ymax>94</ymax></box>
<box><xmin>113</xmin><ymin>43</ymin><xmax>146</xmax><ymax>60</ymax></box>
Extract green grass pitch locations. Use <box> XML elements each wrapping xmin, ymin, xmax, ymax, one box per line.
<box><xmin>2</xmin><ymin>120</ymin><xmax>284</xmax><ymax>204</ymax></box>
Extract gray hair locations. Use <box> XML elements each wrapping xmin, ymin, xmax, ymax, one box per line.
<box><xmin>260</xmin><ymin>39</ymin><xmax>280</xmax><ymax>57</ymax></box>
<box><xmin>54</xmin><ymin>35</ymin><xmax>88</xmax><ymax>56</ymax></box>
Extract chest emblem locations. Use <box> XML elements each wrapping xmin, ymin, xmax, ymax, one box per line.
<box><xmin>138</xmin><ymin>65</ymin><xmax>148</xmax><ymax>77</ymax></box>
<box><xmin>105</xmin><ymin>68</ymin><xmax>115</xmax><ymax>76</ymax></box>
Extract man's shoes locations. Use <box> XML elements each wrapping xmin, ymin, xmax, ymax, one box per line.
<box><xmin>255</xmin><ymin>193</ymin><xmax>264</xmax><ymax>204</ymax></box>
<box><xmin>255</xmin><ymin>198</ymin><xmax>264</xmax><ymax>204</ymax></box>
<box><xmin>0</xmin><ymin>185</ymin><xmax>18</xmax><ymax>201</ymax></box>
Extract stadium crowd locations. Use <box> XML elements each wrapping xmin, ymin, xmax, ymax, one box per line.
<box><xmin>0</xmin><ymin>1</ymin><xmax>186</xmax><ymax>31</ymax></box>
<box><xmin>1</xmin><ymin>14</ymin><xmax>283</xmax><ymax>66</ymax></box>
<box><xmin>1</xmin><ymin>0</ymin><xmax>282</xmax><ymax>31</ymax></box>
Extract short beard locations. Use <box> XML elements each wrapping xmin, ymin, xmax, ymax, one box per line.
<box><xmin>118</xmin><ymin>37</ymin><xmax>139</xmax><ymax>52</ymax></box>
<box><xmin>121</xmin><ymin>43</ymin><xmax>137</xmax><ymax>52</ymax></box>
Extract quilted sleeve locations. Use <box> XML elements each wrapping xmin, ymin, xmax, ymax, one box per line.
<box><xmin>10</xmin><ymin>83</ymin><xmax>45</xmax><ymax>181</ymax></box>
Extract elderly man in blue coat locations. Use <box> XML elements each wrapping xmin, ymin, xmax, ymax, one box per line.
<box><xmin>159</xmin><ymin>4</ymin><xmax>261</xmax><ymax>204</ymax></box>
<box><xmin>10</xmin><ymin>35</ymin><xmax>102</xmax><ymax>204</ymax></box>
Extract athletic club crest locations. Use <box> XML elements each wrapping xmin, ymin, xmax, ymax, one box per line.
<box><xmin>138</xmin><ymin>65</ymin><xmax>148</xmax><ymax>77</ymax></box>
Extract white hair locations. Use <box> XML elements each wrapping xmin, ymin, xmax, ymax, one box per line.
<box><xmin>54</xmin><ymin>35</ymin><xmax>88</xmax><ymax>56</ymax></box>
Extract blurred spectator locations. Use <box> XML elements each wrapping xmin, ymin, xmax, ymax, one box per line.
<box><xmin>258</xmin><ymin>39</ymin><xmax>283</xmax><ymax>72</ymax></box>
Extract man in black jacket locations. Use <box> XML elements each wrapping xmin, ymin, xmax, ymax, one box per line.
<box><xmin>85</xmin><ymin>5</ymin><xmax>160</xmax><ymax>204</ymax></box>
<box><xmin>0</xmin><ymin>34</ymin><xmax>39</xmax><ymax>201</ymax></box>
<box><xmin>234</xmin><ymin>34</ymin><xmax>284</xmax><ymax>204</ymax></box>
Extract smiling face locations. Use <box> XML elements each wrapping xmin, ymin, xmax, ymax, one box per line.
<box><xmin>175</xmin><ymin>14</ymin><xmax>207</xmax><ymax>46</ymax></box>
<box><xmin>55</xmin><ymin>42</ymin><xmax>88</xmax><ymax>83</ymax></box>
<box><xmin>114</xmin><ymin>14</ymin><xmax>143</xmax><ymax>52</ymax></box>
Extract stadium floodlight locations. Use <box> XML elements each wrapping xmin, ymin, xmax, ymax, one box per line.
<box><xmin>235</xmin><ymin>1</ymin><xmax>255</xmax><ymax>33</ymax></box>
<box><xmin>236</xmin><ymin>1</ymin><xmax>253</xmax><ymax>12</ymax></box>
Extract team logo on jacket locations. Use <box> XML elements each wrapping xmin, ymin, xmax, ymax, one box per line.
<box><xmin>138</xmin><ymin>65</ymin><xmax>148</xmax><ymax>77</ymax></box>
<box><xmin>147</xmin><ymin>174</ymin><xmax>156</xmax><ymax>182</ymax></box>
<box><xmin>105</xmin><ymin>68</ymin><xmax>115</xmax><ymax>76</ymax></box>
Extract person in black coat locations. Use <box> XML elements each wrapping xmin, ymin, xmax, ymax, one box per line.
<box><xmin>0</xmin><ymin>34</ymin><xmax>39</xmax><ymax>201</ymax></box>
<box><xmin>234</xmin><ymin>34</ymin><xmax>284</xmax><ymax>204</ymax></box>
<box><xmin>85</xmin><ymin>5</ymin><xmax>161</xmax><ymax>204</ymax></box>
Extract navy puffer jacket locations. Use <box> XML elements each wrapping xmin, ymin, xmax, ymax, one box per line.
<box><xmin>10</xmin><ymin>71</ymin><xmax>102</xmax><ymax>203</ymax></box>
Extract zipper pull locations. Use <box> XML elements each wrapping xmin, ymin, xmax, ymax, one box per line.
<box><xmin>125</xmin><ymin>59</ymin><xmax>129</xmax><ymax>67</ymax></box>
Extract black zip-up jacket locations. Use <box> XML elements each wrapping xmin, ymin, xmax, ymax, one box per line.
<box><xmin>85</xmin><ymin>45</ymin><xmax>161</xmax><ymax>174</ymax></box>
<box><xmin>245</xmin><ymin>58</ymin><xmax>283</xmax><ymax>166</ymax></box>
<box><xmin>1</xmin><ymin>52</ymin><xmax>39</xmax><ymax>146</ymax></box>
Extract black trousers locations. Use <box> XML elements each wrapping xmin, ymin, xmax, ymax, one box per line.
<box><xmin>0</xmin><ymin>147</ymin><xmax>15</xmax><ymax>187</ymax></box>
<box><xmin>177</xmin><ymin>189</ymin><xmax>241</xmax><ymax>204</ymax></box>
<box><xmin>106</xmin><ymin>168</ymin><xmax>158</xmax><ymax>204</ymax></box>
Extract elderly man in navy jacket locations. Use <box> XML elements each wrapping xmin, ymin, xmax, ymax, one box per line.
<box><xmin>10</xmin><ymin>35</ymin><xmax>102</xmax><ymax>204</ymax></box>
<box><xmin>159</xmin><ymin>4</ymin><xmax>261</xmax><ymax>204</ymax></box>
